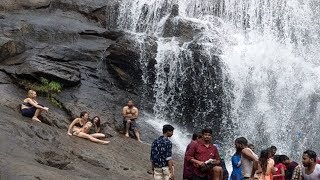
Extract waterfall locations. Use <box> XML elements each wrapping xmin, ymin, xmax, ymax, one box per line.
<box><xmin>112</xmin><ymin>0</ymin><xmax>320</xmax><ymax>158</ymax></box>
<box><xmin>221</xmin><ymin>0</ymin><xmax>320</xmax><ymax>159</ymax></box>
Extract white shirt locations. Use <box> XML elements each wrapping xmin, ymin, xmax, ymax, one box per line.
<box><xmin>241</xmin><ymin>147</ymin><xmax>257</xmax><ymax>178</ymax></box>
<box><xmin>302</xmin><ymin>164</ymin><xmax>320</xmax><ymax>180</ymax></box>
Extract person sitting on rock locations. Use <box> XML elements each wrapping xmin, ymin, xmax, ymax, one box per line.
<box><xmin>91</xmin><ymin>116</ymin><xmax>102</xmax><ymax>133</ymax></box>
<box><xmin>21</xmin><ymin>90</ymin><xmax>49</xmax><ymax>122</ymax></box>
<box><xmin>122</xmin><ymin>100</ymin><xmax>142</xmax><ymax>142</ymax></box>
<box><xmin>67</xmin><ymin>112</ymin><xmax>109</xmax><ymax>144</ymax></box>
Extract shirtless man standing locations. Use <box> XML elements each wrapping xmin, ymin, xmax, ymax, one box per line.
<box><xmin>122</xmin><ymin>100</ymin><xmax>142</xmax><ymax>142</ymax></box>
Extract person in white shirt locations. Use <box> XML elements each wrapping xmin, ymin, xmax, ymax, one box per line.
<box><xmin>235</xmin><ymin>137</ymin><xmax>259</xmax><ymax>179</ymax></box>
<box><xmin>301</xmin><ymin>150</ymin><xmax>320</xmax><ymax>180</ymax></box>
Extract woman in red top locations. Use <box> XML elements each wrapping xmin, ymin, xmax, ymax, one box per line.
<box><xmin>273</xmin><ymin>155</ymin><xmax>287</xmax><ymax>180</ymax></box>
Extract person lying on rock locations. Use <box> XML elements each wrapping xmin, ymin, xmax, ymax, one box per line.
<box><xmin>67</xmin><ymin>112</ymin><xmax>109</xmax><ymax>144</ymax></box>
<box><xmin>21</xmin><ymin>90</ymin><xmax>49</xmax><ymax>122</ymax></box>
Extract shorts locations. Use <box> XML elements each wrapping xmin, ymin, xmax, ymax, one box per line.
<box><xmin>154</xmin><ymin>167</ymin><xmax>170</xmax><ymax>180</ymax></box>
<box><xmin>123</xmin><ymin>118</ymin><xmax>139</xmax><ymax>130</ymax></box>
<box><xmin>21</xmin><ymin>107</ymin><xmax>36</xmax><ymax>118</ymax></box>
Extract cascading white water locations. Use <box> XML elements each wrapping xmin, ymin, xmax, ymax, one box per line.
<box><xmin>114</xmin><ymin>0</ymin><xmax>320</xmax><ymax>159</ymax></box>
<box><xmin>221</xmin><ymin>0</ymin><xmax>320</xmax><ymax>159</ymax></box>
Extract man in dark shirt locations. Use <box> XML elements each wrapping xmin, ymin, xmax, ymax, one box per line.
<box><xmin>185</xmin><ymin>128</ymin><xmax>223</xmax><ymax>180</ymax></box>
<box><xmin>183</xmin><ymin>133</ymin><xmax>203</xmax><ymax>180</ymax></box>
<box><xmin>151</xmin><ymin>124</ymin><xmax>175</xmax><ymax>180</ymax></box>
<box><xmin>283</xmin><ymin>155</ymin><xmax>298</xmax><ymax>180</ymax></box>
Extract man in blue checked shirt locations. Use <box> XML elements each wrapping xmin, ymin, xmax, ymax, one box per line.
<box><xmin>151</xmin><ymin>124</ymin><xmax>175</xmax><ymax>180</ymax></box>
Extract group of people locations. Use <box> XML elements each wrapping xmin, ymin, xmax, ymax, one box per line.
<box><xmin>67</xmin><ymin>111</ymin><xmax>110</xmax><ymax>144</ymax></box>
<box><xmin>21</xmin><ymin>90</ymin><xmax>320</xmax><ymax>180</ymax></box>
<box><xmin>150</xmin><ymin>126</ymin><xmax>225</xmax><ymax>180</ymax></box>
<box><xmin>21</xmin><ymin>90</ymin><xmax>142</xmax><ymax>144</ymax></box>
<box><xmin>150</xmin><ymin>126</ymin><xmax>320</xmax><ymax>180</ymax></box>
<box><xmin>229</xmin><ymin>137</ymin><xmax>320</xmax><ymax>180</ymax></box>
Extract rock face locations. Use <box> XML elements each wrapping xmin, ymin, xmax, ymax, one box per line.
<box><xmin>0</xmin><ymin>1</ymin><xmax>181</xmax><ymax>179</ymax></box>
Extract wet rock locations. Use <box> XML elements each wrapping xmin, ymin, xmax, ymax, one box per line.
<box><xmin>106</xmin><ymin>34</ymin><xmax>142</xmax><ymax>92</ymax></box>
<box><xmin>170</xmin><ymin>4</ymin><xmax>179</xmax><ymax>17</ymax></box>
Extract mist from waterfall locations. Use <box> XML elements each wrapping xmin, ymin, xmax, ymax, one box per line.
<box><xmin>113</xmin><ymin>0</ymin><xmax>320</xmax><ymax>158</ymax></box>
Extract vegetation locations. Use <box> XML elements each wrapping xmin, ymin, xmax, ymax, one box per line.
<box><xmin>21</xmin><ymin>77</ymin><xmax>63</xmax><ymax>108</ymax></box>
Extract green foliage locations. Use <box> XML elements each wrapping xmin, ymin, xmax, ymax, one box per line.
<box><xmin>30</xmin><ymin>77</ymin><xmax>63</xmax><ymax>108</ymax></box>
<box><xmin>37</xmin><ymin>77</ymin><xmax>62</xmax><ymax>94</ymax></box>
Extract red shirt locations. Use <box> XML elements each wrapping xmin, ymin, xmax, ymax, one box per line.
<box><xmin>185</xmin><ymin>142</ymin><xmax>220</xmax><ymax>177</ymax></box>
<box><xmin>274</xmin><ymin>163</ymin><xmax>287</xmax><ymax>180</ymax></box>
<box><xmin>183</xmin><ymin>141</ymin><xmax>198</xmax><ymax>179</ymax></box>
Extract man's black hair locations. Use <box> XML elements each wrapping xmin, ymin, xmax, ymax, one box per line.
<box><xmin>270</xmin><ymin>145</ymin><xmax>277</xmax><ymax>151</ymax></box>
<box><xmin>303</xmin><ymin>150</ymin><xmax>317</xmax><ymax>162</ymax></box>
<box><xmin>235</xmin><ymin>137</ymin><xmax>248</xmax><ymax>146</ymax></box>
<box><xmin>201</xmin><ymin>128</ymin><xmax>212</xmax><ymax>134</ymax></box>
<box><xmin>163</xmin><ymin>124</ymin><xmax>174</xmax><ymax>133</ymax></box>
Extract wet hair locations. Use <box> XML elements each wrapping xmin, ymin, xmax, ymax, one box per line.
<box><xmin>259</xmin><ymin>149</ymin><xmax>269</xmax><ymax>175</ymax></box>
<box><xmin>274</xmin><ymin>155</ymin><xmax>281</xmax><ymax>164</ymax></box>
<box><xmin>235</xmin><ymin>137</ymin><xmax>248</xmax><ymax>146</ymax></box>
<box><xmin>80</xmin><ymin>111</ymin><xmax>88</xmax><ymax>118</ymax></box>
<box><xmin>192</xmin><ymin>133</ymin><xmax>198</xmax><ymax>140</ymax></box>
<box><xmin>266</xmin><ymin>147</ymin><xmax>273</xmax><ymax>155</ymax></box>
<box><xmin>303</xmin><ymin>150</ymin><xmax>317</xmax><ymax>162</ymax></box>
<box><xmin>248</xmin><ymin>144</ymin><xmax>254</xmax><ymax>148</ymax></box>
<box><xmin>201</xmin><ymin>128</ymin><xmax>212</xmax><ymax>135</ymax></box>
<box><xmin>280</xmin><ymin>155</ymin><xmax>289</xmax><ymax>162</ymax></box>
<box><xmin>270</xmin><ymin>145</ymin><xmax>277</xmax><ymax>151</ymax></box>
<box><xmin>91</xmin><ymin>116</ymin><xmax>101</xmax><ymax>127</ymax></box>
<box><xmin>163</xmin><ymin>124</ymin><xmax>174</xmax><ymax>133</ymax></box>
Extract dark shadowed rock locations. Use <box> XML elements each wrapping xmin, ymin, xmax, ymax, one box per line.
<box><xmin>105</xmin><ymin>34</ymin><xmax>142</xmax><ymax>92</ymax></box>
<box><xmin>3</xmin><ymin>53</ymin><xmax>81</xmax><ymax>86</ymax></box>
<box><xmin>0</xmin><ymin>36</ymin><xmax>25</xmax><ymax>61</ymax></box>
<box><xmin>170</xmin><ymin>4</ymin><xmax>179</xmax><ymax>17</ymax></box>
